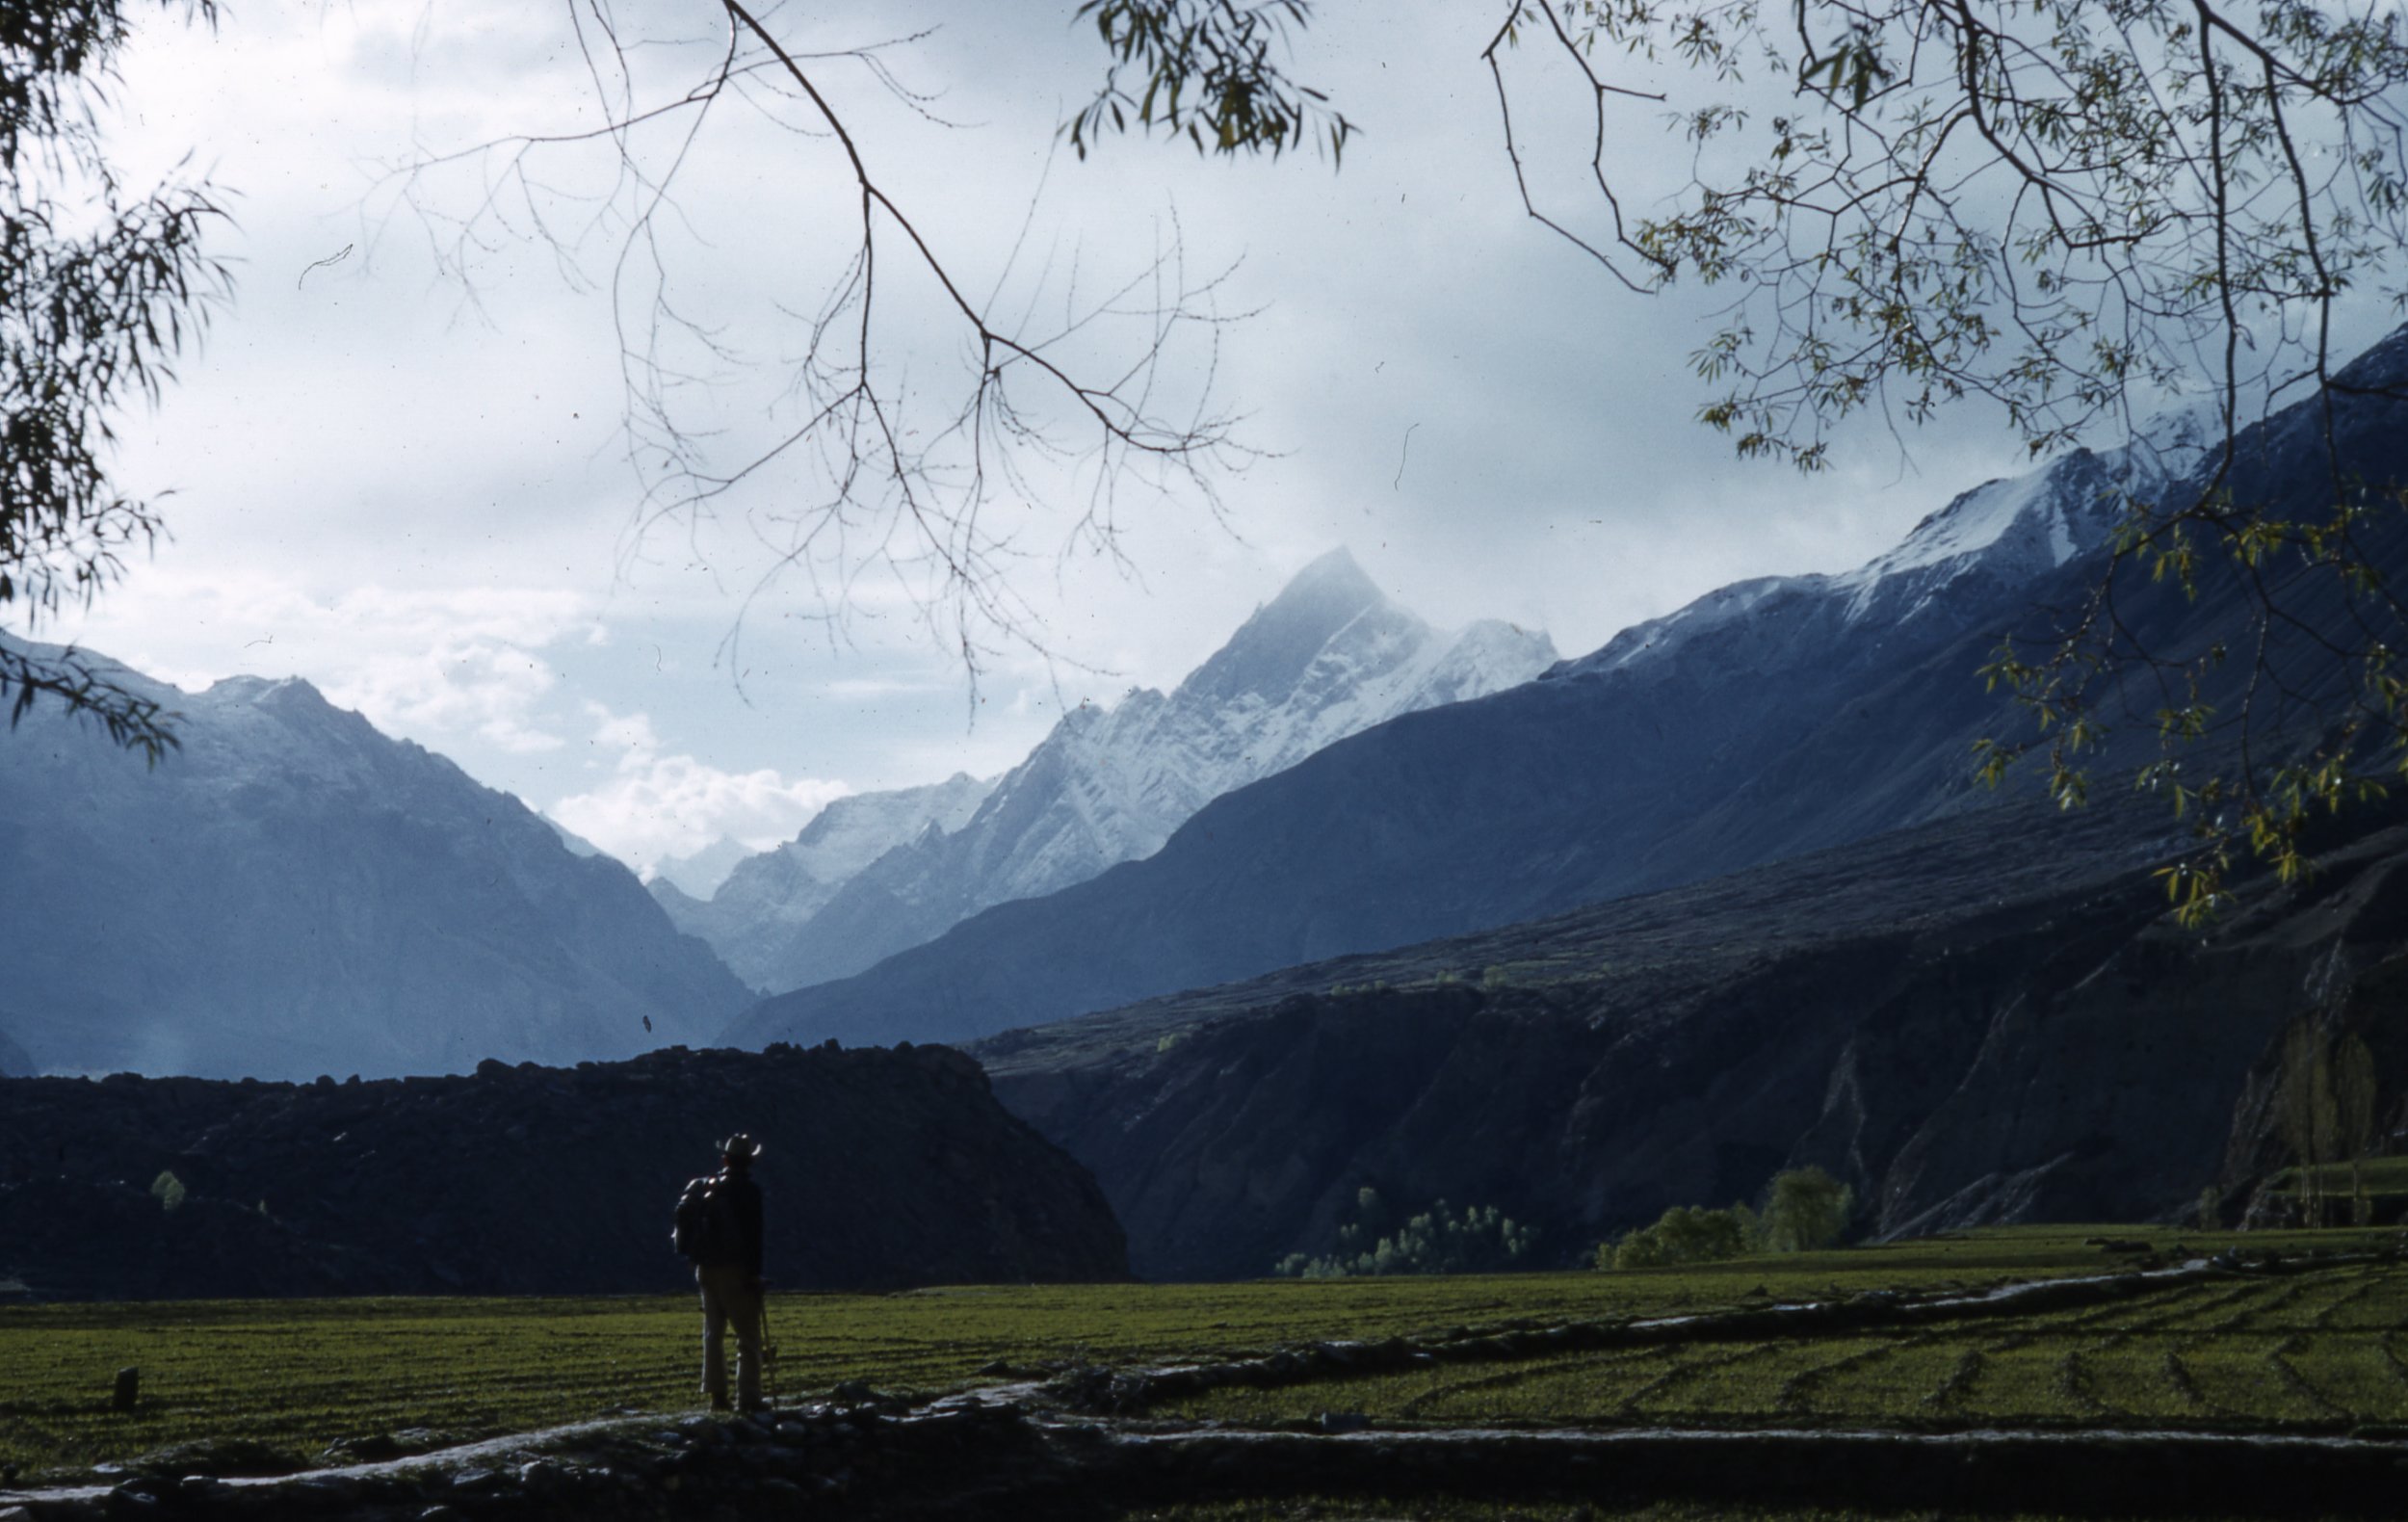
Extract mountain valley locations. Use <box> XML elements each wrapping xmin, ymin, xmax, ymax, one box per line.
<box><xmin>9</xmin><ymin>326</ymin><xmax>2408</xmax><ymax>1297</ymax></box>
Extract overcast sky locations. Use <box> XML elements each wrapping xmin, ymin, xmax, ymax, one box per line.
<box><xmin>39</xmin><ymin>0</ymin><xmax>2127</xmax><ymax>872</ymax></box>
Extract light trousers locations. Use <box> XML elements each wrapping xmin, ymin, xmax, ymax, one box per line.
<box><xmin>696</xmin><ymin>1263</ymin><xmax>764</xmax><ymax>1409</ymax></box>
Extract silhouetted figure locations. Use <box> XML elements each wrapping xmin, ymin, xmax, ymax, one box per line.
<box><xmin>673</xmin><ymin>1133</ymin><xmax>766</xmax><ymax>1411</ymax></box>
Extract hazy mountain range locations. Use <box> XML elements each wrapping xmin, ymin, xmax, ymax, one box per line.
<box><xmin>0</xmin><ymin>551</ymin><xmax>1555</xmax><ymax>1079</ymax></box>
<box><xmin>0</xmin><ymin>643</ymin><xmax>746</xmax><ymax>1079</ymax></box>
<box><xmin>643</xmin><ymin>836</ymin><xmax>756</xmax><ymax>900</ymax></box>
<box><xmin>658</xmin><ymin>549</ymin><xmax>1557</xmax><ymax>993</ymax></box>
<box><xmin>647</xmin><ymin>773</ymin><xmax>998</xmax><ymax>991</ymax></box>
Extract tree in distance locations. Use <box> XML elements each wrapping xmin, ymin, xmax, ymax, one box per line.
<box><xmin>1757</xmin><ymin>1165</ymin><xmax>1856</xmax><ymax>1254</ymax></box>
<box><xmin>2274</xmin><ymin>1015</ymin><xmax>2379</xmax><ymax>1225</ymax></box>
<box><xmin>1602</xmin><ymin>1167</ymin><xmax>1856</xmax><ymax>1269</ymax></box>
<box><xmin>1605</xmin><ymin>1203</ymin><xmax>1753</xmax><ymax>1271</ymax></box>
<box><xmin>1273</xmin><ymin>1186</ymin><xmax>1540</xmax><ymax>1277</ymax></box>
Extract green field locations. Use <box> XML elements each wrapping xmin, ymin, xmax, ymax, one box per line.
<box><xmin>1166</xmin><ymin>1259</ymin><xmax>2408</xmax><ymax>1429</ymax></box>
<box><xmin>0</xmin><ymin>1224</ymin><xmax>2395</xmax><ymax>1486</ymax></box>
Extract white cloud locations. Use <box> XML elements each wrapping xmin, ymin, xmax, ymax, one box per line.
<box><xmin>582</xmin><ymin>703</ymin><xmax>661</xmax><ymax>757</ymax></box>
<box><xmin>57</xmin><ymin>570</ymin><xmax>604</xmax><ymax>762</ymax></box>
<box><xmin>328</xmin><ymin>635</ymin><xmax>565</xmax><ymax>756</ymax></box>
<box><xmin>549</xmin><ymin>701</ymin><xmax>851</xmax><ymax>871</ymax></box>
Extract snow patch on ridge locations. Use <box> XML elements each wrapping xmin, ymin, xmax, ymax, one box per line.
<box><xmin>1850</xmin><ymin>469</ymin><xmax>2059</xmax><ymax>588</ymax></box>
<box><xmin>1576</xmin><ymin>576</ymin><xmax>1813</xmax><ymax>677</ymax></box>
<box><xmin>1566</xmin><ymin>404</ymin><xmax>2215</xmax><ymax>681</ymax></box>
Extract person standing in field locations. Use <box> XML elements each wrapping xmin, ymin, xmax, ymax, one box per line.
<box><xmin>673</xmin><ymin>1133</ymin><xmax>767</xmax><ymax>1412</ymax></box>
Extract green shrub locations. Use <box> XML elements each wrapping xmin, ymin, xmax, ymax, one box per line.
<box><xmin>1758</xmin><ymin>1167</ymin><xmax>1852</xmax><ymax>1252</ymax></box>
<box><xmin>1274</xmin><ymin>1188</ymin><xmax>1538</xmax><ymax>1277</ymax></box>
<box><xmin>1602</xmin><ymin>1204</ymin><xmax>1752</xmax><ymax>1270</ymax></box>
<box><xmin>1599</xmin><ymin>1168</ymin><xmax>1856</xmax><ymax>1270</ymax></box>
<box><xmin>150</xmin><ymin>1170</ymin><xmax>186</xmax><ymax>1213</ymax></box>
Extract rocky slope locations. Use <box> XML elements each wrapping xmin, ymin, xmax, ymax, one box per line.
<box><xmin>0</xmin><ymin>643</ymin><xmax>748</xmax><ymax>1079</ymax></box>
<box><xmin>733</xmin><ymin>326</ymin><xmax>2408</xmax><ymax>1054</ymax></box>
<box><xmin>974</xmin><ymin>796</ymin><xmax>2408</xmax><ymax>1280</ymax></box>
<box><xmin>684</xmin><ymin>550</ymin><xmax>1555</xmax><ymax>995</ymax></box>
<box><xmin>0</xmin><ymin>1043</ymin><xmax>1126</xmax><ymax>1299</ymax></box>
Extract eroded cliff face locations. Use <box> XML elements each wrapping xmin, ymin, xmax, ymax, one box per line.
<box><xmin>0</xmin><ymin>1044</ymin><xmax>1126</xmax><ymax>1299</ymax></box>
<box><xmin>982</xmin><ymin>810</ymin><xmax>2408</xmax><ymax>1282</ymax></box>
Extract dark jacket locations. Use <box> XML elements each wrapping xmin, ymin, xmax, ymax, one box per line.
<box><xmin>720</xmin><ymin>1168</ymin><xmax>764</xmax><ymax>1280</ymax></box>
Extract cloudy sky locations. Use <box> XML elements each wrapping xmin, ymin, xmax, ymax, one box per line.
<box><xmin>40</xmin><ymin>0</ymin><xmax>2115</xmax><ymax>874</ymax></box>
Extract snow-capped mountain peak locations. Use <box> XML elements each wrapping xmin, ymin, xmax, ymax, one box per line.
<box><xmin>996</xmin><ymin>549</ymin><xmax>1557</xmax><ymax>872</ymax></box>
<box><xmin>1833</xmin><ymin>406</ymin><xmax>2211</xmax><ymax>625</ymax></box>
<box><xmin>650</xmin><ymin>772</ymin><xmax>996</xmax><ymax>988</ymax></box>
<box><xmin>1176</xmin><ymin>546</ymin><xmax>1389</xmax><ymax>708</ymax></box>
<box><xmin>673</xmin><ymin>549</ymin><xmax>1558</xmax><ymax>994</ymax></box>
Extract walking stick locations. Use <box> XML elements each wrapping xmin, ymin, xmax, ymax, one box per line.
<box><xmin>760</xmin><ymin>1286</ymin><xmax>779</xmax><ymax>1410</ymax></box>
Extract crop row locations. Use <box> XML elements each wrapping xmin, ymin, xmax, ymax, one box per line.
<box><xmin>1168</xmin><ymin>1265</ymin><xmax>2408</xmax><ymax>1428</ymax></box>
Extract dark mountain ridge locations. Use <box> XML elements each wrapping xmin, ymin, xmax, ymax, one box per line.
<box><xmin>975</xmin><ymin>796</ymin><xmax>2408</xmax><ymax>1280</ymax></box>
<box><xmin>0</xmin><ymin>1042</ymin><xmax>1126</xmax><ymax>1299</ymax></box>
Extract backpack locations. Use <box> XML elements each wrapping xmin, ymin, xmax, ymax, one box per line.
<box><xmin>671</xmin><ymin>1173</ymin><xmax>741</xmax><ymax>1266</ymax></box>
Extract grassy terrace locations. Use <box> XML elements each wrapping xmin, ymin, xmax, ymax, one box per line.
<box><xmin>0</xmin><ymin>1224</ymin><xmax>2396</xmax><ymax>1483</ymax></box>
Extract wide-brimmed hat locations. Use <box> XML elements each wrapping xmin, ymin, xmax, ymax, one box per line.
<box><xmin>719</xmin><ymin>1133</ymin><xmax>763</xmax><ymax>1162</ymax></box>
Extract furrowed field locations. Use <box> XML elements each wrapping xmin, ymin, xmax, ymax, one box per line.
<box><xmin>1165</xmin><ymin>1249</ymin><xmax>2408</xmax><ymax>1430</ymax></box>
<box><xmin>1</xmin><ymin>1225</ymin><xmax>2398</xmax><ymax>1487</ymax></box>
